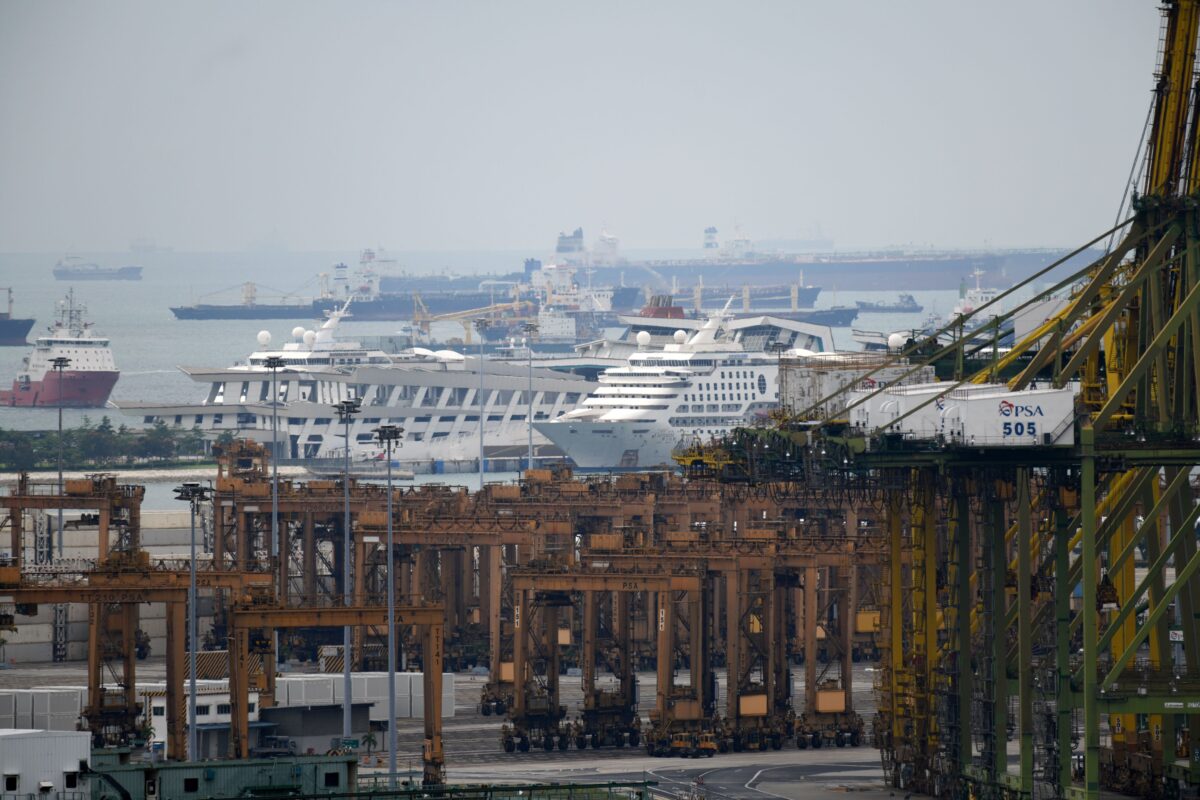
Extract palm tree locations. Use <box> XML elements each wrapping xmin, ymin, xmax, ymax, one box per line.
<box><xmin>362</xmin><ymin>730</ymin><xmax>377</xmax><ymax>756</ymax></box>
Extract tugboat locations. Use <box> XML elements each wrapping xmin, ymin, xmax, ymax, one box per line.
<box><xmin>0</xmin><ymin>288</ymin><xmax>35</xmax><ymax>346</ymax></box>
<box><xmin>855</xmin><ymin>293</ymin><xmax>923</xmax><ymax>313</ymax></box>
<box><xmin>0</xmin><ymin>289</ymin><xmax>119</xmax><ymax>407</ymax></box>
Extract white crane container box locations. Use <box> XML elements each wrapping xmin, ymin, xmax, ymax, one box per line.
<box><xmin>870</xmin><ymin>384</ymin><xmax>952</xmax><ymax>439</ymax></box>
<box><xmin>953</xmin><ymin>387</ymin><xmax>1077</xmax><ymax>446</ymax></box>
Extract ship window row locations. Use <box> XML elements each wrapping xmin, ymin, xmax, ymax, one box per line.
<box><xmin>684</xmin><ymin>393</ymin><xmax>754</xmax><ymax>403</ymax></box>
<box><xmin>678</xmin><ymin>403</ymin><xmax>740</xmax><ymax>413</ymax></box>
<box><xmin>669</xmin><ymin>417</ymin><xmax>739</xmax><ymax>427</ymax></box>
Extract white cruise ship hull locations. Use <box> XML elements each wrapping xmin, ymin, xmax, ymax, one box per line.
<box><xmin>534</xmin><ymin>419</ymin><xmax>685</xmax><ymax>470</ymax></box>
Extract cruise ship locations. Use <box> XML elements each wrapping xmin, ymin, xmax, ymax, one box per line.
<box><xmin>121</xmin><ymin>302</ymin><xmax>596</xmax><ymax>465</ymax></box>
<box><xmin>533</xmin><ymin>302</ymin><xmax>834</xmax><ymax>469</ymax></box>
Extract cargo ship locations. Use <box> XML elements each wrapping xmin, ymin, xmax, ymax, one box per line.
<box><xmin>171</xmin><ymin>282</ymin><xmax>322</xmax><ymax>320</ymax></box>
<box><xmin>53</xmin><ymin>256</ymin><xmax>143</xmax><ymax>281</ymax></box>
<box><xmin>856</xmin><ymin>293</ymin><xmax>923</xmax><ymax>313</ymax></box>
<box><xmin>171</xmin><ymin>253</ymin><xmax>645</xmax><ymax>321</ymax></box>
<box><xmin>0</xmin><ymin>288</ymin><xmax>35</xmax><ymax>346</ymax></box>
<box><xmin>547</xmin><ymin>227</ymin><xmax>1100</xmax><ymax>292</ymax></box>
<box><xmin>0</xmin><ymin>289</ymin><xmax>119</xmax><ymax>407</ymax></box>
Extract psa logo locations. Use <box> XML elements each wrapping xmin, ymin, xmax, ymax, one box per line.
<box><xmin>999</xmin><ymin>400</ymin><xmax>1044</xmax><ymax>417</ymax></box>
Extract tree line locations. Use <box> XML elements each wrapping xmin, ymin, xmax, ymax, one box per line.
<box><xmin>0</xmin><ymin>416</ymin><xmax>226</xmax><ymax>471</ymax></box>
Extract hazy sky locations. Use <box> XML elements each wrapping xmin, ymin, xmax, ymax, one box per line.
<box><xmin>0</xmin><ymin>1</ymin><xmax>1160</xmax><ymax>254</ymax></box>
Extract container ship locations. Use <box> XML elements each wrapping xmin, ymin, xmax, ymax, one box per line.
<box><xmin>53</xmin><ymin>256</ymin><xmax>143</xmax><ymax>281</ymax></box>
<box><xmin>0</xmin><ymin>288</ymin><xmax>35</xmax><ymax>346</ymax></box>
<box><xmin>0</xmin><ymin>289</ymin><xmax>119</xmax><ymax>407</ymax></box>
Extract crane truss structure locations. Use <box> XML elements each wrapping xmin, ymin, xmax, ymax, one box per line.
<box><xmin>667</xmin><ymin>3</ymin><xmax>1200</xmax><ymax>796</ymax></box>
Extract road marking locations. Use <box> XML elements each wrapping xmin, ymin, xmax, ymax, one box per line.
<box><xmin>743</xmin><ymin>766</ymin><xmax>792</xmax><ymax>799</ymax></box>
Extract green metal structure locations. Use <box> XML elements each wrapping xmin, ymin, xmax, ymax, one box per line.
<box><xmin>683</xmin><ymin>4</ymin><xmax>1200</xmax><ymax>797</ymax></box>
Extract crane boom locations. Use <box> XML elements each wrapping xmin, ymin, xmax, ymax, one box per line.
<box><xmin>1145</xmin><ymin>0</ymin><xmax>1200</xmax><ymax>197</ymax></box>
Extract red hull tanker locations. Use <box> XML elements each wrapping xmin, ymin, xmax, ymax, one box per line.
<box><xmin>0</xmin><ymin>289</ymin><xmax>118</xmax><ymax>408</ymax></box>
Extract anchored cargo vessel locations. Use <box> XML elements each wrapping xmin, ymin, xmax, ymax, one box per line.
<box><xmin>0</xmin><ymin>288</ymin><xmax>35</xmax><ymax>346</ymax></box>
<box><xmin>855</xmin><ymin>293</ymin><xmax>923</xmax><ymax>313</ymax></box>
<box><xmin>0</xmin><ymin>289</ymin><xmax>119</xmax><ymax>407</ymax></box>
<box><xmin>53</xmin><ymin>256</ymin><xmax>142</xmax><ymax>281</ymax></box>
<box><xmin>549</xmin><ymin>227</ymin><xmax>1098</xmax><ymax>292</ymax></box>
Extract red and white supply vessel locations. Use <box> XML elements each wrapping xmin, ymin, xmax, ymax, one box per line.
<box><xmin>0</xmin><ymin>289</ymin><xmax>119</xmax><ymax>407</ymax></box>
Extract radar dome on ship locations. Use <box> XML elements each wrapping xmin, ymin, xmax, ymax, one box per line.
<box><xmin>257</xmin><ymin>330</ymin><xmax>271</xmax><ymax>346</ymax></box>
<box><xmin>303</xmin><ymin>330</ymin><xmax>316</xmax><ymax>346</ymax></box>
<box><xmin>888</xmin><ymin>333</ymin><xmax>907</xmax><ymax>351</ymax></box>
<box><xmin>673</xmin><ymin>330</ymin><xmax>687</xmax><ymax>344</ymax></box>
<box><xmin>636</xmin><ymin>331</ymin><xmax>651</xmax><ymax>347</ymax></box>
<box><xmin>292</xmin><ymin>326</ymin><xmax>306</xmax><ymax>339</ymax></box>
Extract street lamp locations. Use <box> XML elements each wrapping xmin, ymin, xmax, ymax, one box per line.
<box><xmin>333</xmin><ymin>397</ymin><xmax>361</xmax><ymax>741</ymax></box>
<box><xmin>263</xmin><ymin>354</ymin><xmax>285</xmax><ymax>664</ymax></box>
<box><xmin>473</xmin><ymin>318</ymin><xmax>490</xmax><ymax>478</ymax></box>
<box><xmin>374</xmin><ymin>424</ymin><xmax>404</xmax><ymax>786</ymax></box>
<box><xmin>174</xmin><ymin>482</ymin><xmax>212</xmax><ymax>762</ymax></box>
<box><xmin>520</xmin><ymin>322</ymin><xmax>538</xmax><ymax>470</ymax></box>
<box><xmin>51</xmin><ymin>356</ymin><xmax>70</xmax><ymax>559</ymax></box>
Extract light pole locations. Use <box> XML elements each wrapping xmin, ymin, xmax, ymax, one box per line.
<box><xmin>175</xmin><ymin>482</ymin><xmax>212</xmax><ymax>762</ymax></box>
<box><xmin>51</xmin><ymin>356</ymin><xmax>70</xmax><ymax>559</ymax></box>
<box><xmin>333</xmin><ymin>397</ymin><xmax>361</xmax><ymax>741</ymax></box>
<box><xmin>263</xmin><ymin>355</ymin><xmax>285</xmax><ymax>665</ymax></box>
<box><xmin>521</xmin><ymin>322</ymin><xmax>538</xmax><ymax>470</ymax></box>
<box><xmin>473</xmin><ymin>318</ymin><xmax>490</xmax><ymax>478</ymax></box>
<box><xmin>374</xmin><ymin>424</ymin><xmax>404</xmax><ymax>786</ymax></box>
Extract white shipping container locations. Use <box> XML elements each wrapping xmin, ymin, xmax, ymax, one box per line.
<box><xmin>364</xmin><ymin>674</ymin><xmax>389</xmax><ymax>701</ymax></box>
<box><xmin>306</xmin><ymin>676</ymin><xmax>335</xmax><ymax>705</ymax></box>
<box><xmin>441</xmin><ymin>673</ymin><xmax>454</xmax><ymax>716</ymax></box>
<box><xmin>13</xmin><ymin>691</ymin><xmax>33</xmax><ymax>727</ymax></box>
<box><xmin>46</xmin><ymin>713</ymin><xmax>80</xmax><ymax>732</ymax></box>
<box><xmin>278</xmin><ymin>678</ymin><xmax>305</xmax><ymax>706</ymax></box>
<box><xmin>4</xmin><ymin>623</ymin><xmax>53</xmax><ymax>645</ymax></box>
<box><xmin>31</xmin><ymin>689</ymin><xmax>82</xmax><ymax>716</ymax></box>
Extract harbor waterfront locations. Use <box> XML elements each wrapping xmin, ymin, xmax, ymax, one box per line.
<box><xmin>0</xmin><ymin>250</ymin><xmax>1011</xmax><ymax>434</ymax></box>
